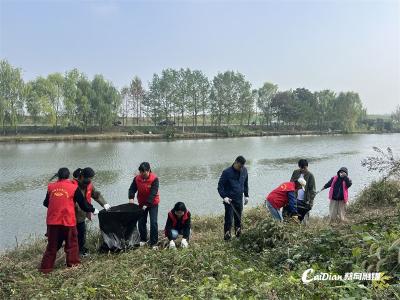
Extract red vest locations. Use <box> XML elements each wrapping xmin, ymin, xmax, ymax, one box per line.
<box><xmin>266</xmin><ymin>182</ymin><xmax>296</xmax><ymax>209</ymax></box>
<box><xmin>135</xmin><ymin>173</ymin><xmax>160</xmax><ymax>207</ymax></box>
<box><xmin>164</xmin><ymin>210</ymin><xmax>190</xmax><ymax>236</ymax></box>
<box><xmin>71</xmin><ymin>179</ymin><xmax>93</xmax><ymax>219</ymax></box>
<box><xmin>46</xmin><ymin>179</ymin><xmax>78</xmax><ymax>226</ymax></box>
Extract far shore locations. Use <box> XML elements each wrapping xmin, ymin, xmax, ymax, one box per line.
<box><xmin>0</xmin><ymin>129</ymin><xmax>397</xmax><ymax>143</ymax></box>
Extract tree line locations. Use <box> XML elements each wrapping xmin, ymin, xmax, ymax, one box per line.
<box><xmin>1</xmin><ymin>59</ymin><xmax>395</xmax><ymax>134</ymax></box>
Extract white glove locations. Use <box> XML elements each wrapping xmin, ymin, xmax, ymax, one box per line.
<box><xmin>93</xmin><ymin>208</ymin><xmax>99</xmax><ymax>215</ymax></box>
<box><xmin>223</xmin><ymin>197</ymin><xmax>232</xmax><ymax>204</ymax></box>
<box><xmin>169</xmin><ymin>240</ymin><xmax>176</xmax><ymax>249</ymax></box>
<box><xmin>103</xmin><ymin>203</ymin><xmax>111</xmax><ymax>211</ymax></box>
<box><xmin>181</xmin><ymin>238</ymin><xmax>189</xmax><ymax>248</ymax></box>
<box><xmin>244</xmin><ymin>197</ymin><xmax>249</xmax><ymax>206</ymax></box>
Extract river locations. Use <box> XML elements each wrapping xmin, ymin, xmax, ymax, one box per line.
<box><xmin>1</xmin><ymin>133</ymin><xmax>399</xmax><ymax>250</ymax></box>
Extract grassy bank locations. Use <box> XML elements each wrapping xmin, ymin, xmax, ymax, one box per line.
<box><xmin>1</xmin><ymin>180</ymin><xmax>399</xmax><ymax>299</ymax></box>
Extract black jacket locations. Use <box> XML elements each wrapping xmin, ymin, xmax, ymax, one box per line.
<box><xmin>128</xmin><ymin>176</ymin><xmax>159</xmax><ymax>205</ymax></box>
<box><xmin>218</xmin><ymin>165</ymin><xmax>249</xmax><ymax>203</ymax></box>
<box><xmin>323</xmin><ymin>167</ymin><xmax>352</xmax><ymax>200</ymax></box>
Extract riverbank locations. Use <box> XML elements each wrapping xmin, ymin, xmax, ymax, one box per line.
<box><xmin>0</xmin><ymin>129</ymin><xmax>395</xmax><ymax>143</ymax></box>
<box><xmin>1</xmin><ymin>180</ymin><xmax>399</xmax><ymax>299</ymax></box>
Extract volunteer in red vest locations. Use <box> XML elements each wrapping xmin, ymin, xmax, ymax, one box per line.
<box><xmin>40</xmin><ymin>168</ymin><xmax>99</xmax><ymax>274</ymax></box>
<box><xmin>164</xmin><ymin>202</ymin><xmax>191</xmax><ymax>249</ymax></box>
<box><xmin>319</xmin><ymin>167</ymin><xmax>352</xmax><ymax>223</ymax></box>
<box><xmin>128</xmin><ymin>162</ymin><xmax>160</xmax><ymax>249</ymax></box>
<box><xmin>72</xmin><ymin>167</ymin><xmax>111</xmax><ymax>256</ymax></box>
<box><xmin>265</xmin><ymin>178</ymin><xmax>307</xmax><ymax>222</ymax></box>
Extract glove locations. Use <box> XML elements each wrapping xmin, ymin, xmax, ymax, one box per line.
<box><xmin>128</xmin><ymin>199</ymin><xmax>134</xmax><ymax>204</ymax></box>
<box><xmin>169</xmin><ymin>240</ymin><xmax>176</xmax><ymax>249</ymax></box>
<box><xmin>223</xmin><ymin>197</ymin><xmax>232</xmax><ymax>204</ymax></box>
<box><xmin>93</xmin><ymin>208</ymin><xmax>99</xmax><ymax>215</ymax></box>
<box><xmin>244</xmin><ymin>197</ymin><xmax>249</xmax><ymax>206</ymax></box>
<box><xmin>103</xmin><ymin>203</ymin><xmax>111</xmax><ymax>211</ymax></box>
<box><xmin>181</xmin><ymin>238</ymin><xmax>189</xmax><ymax>248</ymax></box>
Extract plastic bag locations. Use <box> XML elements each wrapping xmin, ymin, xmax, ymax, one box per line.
<box><xmin>98</xmin><ymin>203</ymin><xmax>144</xmax><ymax>251</ymax></box>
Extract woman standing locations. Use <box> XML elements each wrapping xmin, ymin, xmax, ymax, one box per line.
<box><xmin>128</xmin><ymin>162</ymin><xmax>160</xmax><ymax>249</ymax></box>
<box><xmin>40</xmin><ymin>168</ymin><xmax>98</xmax><ymax>273</ymax></box>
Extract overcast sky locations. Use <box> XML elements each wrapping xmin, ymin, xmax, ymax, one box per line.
<box><xmin>1</xmin><ymin>0</ymin><xmax>399</xmax><ymax>114</ymax></box>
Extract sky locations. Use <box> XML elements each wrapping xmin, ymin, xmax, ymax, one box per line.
<box><xmin>0</xmin><ymin>0</ymin><xmax>399</xmax><ymax>114</ymax></box>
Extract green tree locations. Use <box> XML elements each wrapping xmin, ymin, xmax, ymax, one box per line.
<box><xmin>25</xmin><ymin>80</ymin><xmax>43</xmax><ymax>124</ymax></box>
<box><xmin>0</xmin><ymin>60</ymin><xmax>24</xmax><ymax>134</ymax></box>
<box><xmin>185</xmin><ymin>70</ymin><xmax>209</xmax><ymax>130</ymax></box>
<box><xmin>129</xmin><ymin>76</ymin><xmax>145</xmax><ymax>125</ymax></box>
<box><xmin>270</xmin><ymin>90</ymin><xmax>299</xmax><ymax>128</ymax></box>
<box><xmin>90</xmin><ymin>75</ymin><xmax>121</xmax><ymax>132</ymax></box>
<box><xmin>257</xmin><ymin>82</ymin><xmax>278</xmax><ymax>126</ymax></box>
<box><xmin>210</xmin><ymin>71</ymin><xmax>249</xmax><ymax>126</ymax></box>
<box><xmin>314</xmin><ymin>90</ymin><xmax>336</xmax><ymax>130</ymax></box>
<box><xmin>63</xmin><ymin>69</ymin><xmax>80</xmax><ymax>126</ymax></box>
<box><xmin>333</xmin><ymin>92</ymin><xmax>365</xmax><ymax>132</ymax></box>
<box><xmin>75</xmin><ymin>74</ymin><xmax>92</xmax><ymax>132</ymax></box>
<box><xmin>293</xmin><ymin>88</ymin><xmax>318</xmax><ymax>129</ymax></box>
<box><xmin>46</xmin><ymin>73</ymin><xmax>65</xmax><ymax>132</ymax></box>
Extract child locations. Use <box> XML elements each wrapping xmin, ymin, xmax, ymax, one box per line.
<box><xmin>164</xmin><ymin>202</ymin><xmax>191</xmax><ymax>249</ymax></box>
<box><xmin>320</xmin><ymin>167</ymin><xmax>352</xmax><ymax>223</ymax></box>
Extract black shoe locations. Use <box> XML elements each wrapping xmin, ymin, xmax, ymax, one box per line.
<box><xmin>224</xmin><ymin>231</ymin><xmax>231</xmax><ymax>241</ymax></box>
<box><xmin>235</xmin><ymin>227</ymin><xmax>241</xmax><ymax>238</ymax></box>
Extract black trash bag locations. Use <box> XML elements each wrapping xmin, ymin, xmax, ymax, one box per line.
<box><xmin>98</xmin><ymin>203</ymin><xmax>145</xmax><ymax>252</ymax></box>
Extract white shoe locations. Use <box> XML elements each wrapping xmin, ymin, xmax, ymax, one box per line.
<box><xmin>169</xmin><ymin>240</ymin><xmax>176</xmax><ymax>250</ymax></box>
<box><xmin>139</xmin><ymin>242</ymin><xmax>147</xmax><ymax>247</ymax></box>
<box><xmin>152</xmin><ymin>245</ymin><xmax>159</xmax><ymax>250</ymax></box>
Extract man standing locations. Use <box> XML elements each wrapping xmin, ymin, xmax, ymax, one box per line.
<box><xmin>218</xmin><ymin>156</ymin><xmax>249</xmax><ymax>240</ymax></box>
<box><xmin>285</xmin><ymin>159</ymin><xmax>316</xmax><ymax>223</ymax></box>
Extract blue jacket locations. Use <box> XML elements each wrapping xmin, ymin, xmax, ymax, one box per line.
<box><xmin>218</xmin><ymin>165</ymin><xmax>249</xmax><ymax>203</ymax></box>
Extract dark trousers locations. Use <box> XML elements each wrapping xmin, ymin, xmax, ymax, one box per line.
<box><xmin>138</xmin><ymin>205</ymin><xmax>158</xmax><ymax>246</ymax></box>
<box><xmin>40</xmin><ymin>225</ymin><xmax>80</xmax><ymax>273</ymax></box>
<box><xmin>76</xmin><ymin>221</ymin><xmax>86</xmax><ymax>253</ymax></box>
<box><xmin>224</xmin><ymin>201</ymin><xmax>243</xmax><ymax>233</ymax></box>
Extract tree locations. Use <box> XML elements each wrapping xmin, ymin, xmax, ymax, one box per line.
<box><xmin>46</xmin><ymin>73</ymin><xmax>65</xmax><ymax>132</ymax></box>
<box><xmin>270</xmin><ymin>90</ymin><xmax>298</xmax><ymax>128</ymax></box>
<box><xmin>293</xmin><ymin>88</ymin><xmax>317</xmax><ymax>129</ymax></box>
<box><xmin>90</xmin><ymin>75</ymin><xmax>121</xmax><ymax>132</ymax></box>
<box><xmin>129</xmin><ymin>76</ymin><xmax>145</xmax><ymax>125</ymax></box>
<box><xmin>236</xmin><ymin>79</ymin><xmax>252</xmax><ymax>125</ymax></box>
<box><xmin>314</xmin><ymin>90</ymin><xmax>335</xmax><ymax>130</ymax></box>
<box><xmin>186</xmin><ymin>70</ymin><xmax>209</xmax><ymax>130</ymax></box>
<box><xmin>75</xmin><ymin>74</ymin><xmax>92</xmax><ymax>132</ymax></box>
<box><xmin>0</xmin><ymin>60</ymin><xmax>24</xmax><ymax>134</ymax></box>
<box><xmin>333</xmin><ymin>92</ymin><xmax>365</xmax><ymax>132</ymax></box>
<box><xmin>257</xmin><ymin>82</ymin><xmax>278</xmax><ymax>126</ymax></box>
<box><xmin>120</xmin><ymin>86</ymin><xmax>130</xmax><ymax>126</ymax></box>
<box><xmin>210</xmin><ymin>71</ymin><xmax>249</xmax><ymax>126</ymax></box>
<box><xmin>25</xmin><ymin>80</ymin><xmax>43</xmax><ymax>124</ymax></box>
<box><xmin>391</xmin><ymin>105</ymin><xmax>400</xmax><ymax>129</ymax></box>
<box><xmin>63</xmin><ymin>69</ymin><xmax>80</xmax><ymax>126</ymax></box>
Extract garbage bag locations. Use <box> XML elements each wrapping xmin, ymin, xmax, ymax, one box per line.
<box><xmin>98</xmin><ymin>203</ymin><xmax>145</xmax><ymax>251</ymax></box>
